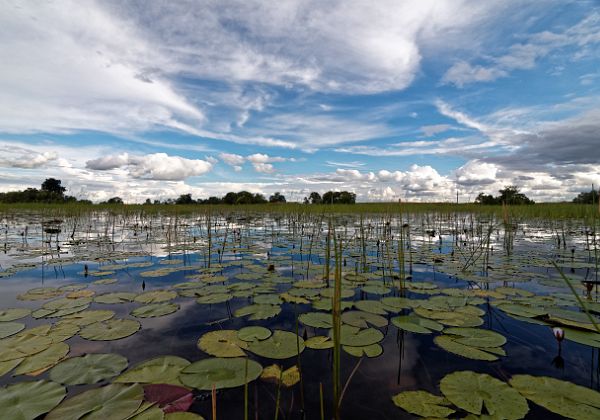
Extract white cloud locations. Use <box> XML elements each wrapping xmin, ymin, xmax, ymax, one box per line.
<box><xmin>0</xmin><ymin>145</ymin><xmax>58</xmax><ymax>169</ymax></box>
<box><xmin>219</xmin><ymin>153</ymin><xmax>245</xmax><ymax>166</ymax></box>
<box><xmin>420</xmin><ymin>124</ymin><xmax>453</xmax><ymax>137</ymax></box>
<box><xmin>86</xmin><ymin>152</ymin><xmax>213</xmax><ymax>180</ymax></box>
<box><xmin>252</xmin><ymin>163</ymin><xmax>275</xmax><ymax>174</ymax></box>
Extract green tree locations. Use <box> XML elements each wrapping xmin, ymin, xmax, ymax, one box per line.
<box><xmin>176</xmin><ymin>193</ymin><xmax>194</xmax><ymax>204</ymax></box>
<box><xmin>269</xmin><ymin>192</ymin><xmax>286</xmax><ymax>203</ymax></box>
<box><xmin>572</xmin><ymin>188</ymin><xmax>599</xmax><ymax>204</ymax></box>
<box><xmin>309</xmin><ymin>192</ymin><xmax>322</xmax><ymax>204</ymax></box>
<box><xmin>41</xmin><ymin>178</ymin><xmax>66</xmax><ymax>195</ymax></box>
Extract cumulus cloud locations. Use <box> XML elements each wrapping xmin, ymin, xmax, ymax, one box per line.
<box><xmin>0</xmin><ymin>145</ymin><xmax>58</xmax><ymax>169</ymax></box>
<box><xmin>252</xmin><ymin>163</ymin><xmax>275</xmax><ymax>174</ymax></box>
<box><xmin>218</xmin><ymin>153</ymin><xmax>245</xmax><ymax>166</ymax></box>
<box><xmin>86</xmin><ymin>152</ymin><xmax>212</xmax><ymax>180</ymax></box>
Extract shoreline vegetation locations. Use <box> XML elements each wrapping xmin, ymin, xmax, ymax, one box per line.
<box><xmin>0</xmin><ymin>178</ymin><xmax>598</xmax><ymax>219</ymax></box>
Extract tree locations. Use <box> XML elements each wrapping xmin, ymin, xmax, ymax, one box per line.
<box><xmin>176</xmin><ymin>193</ymin><xmax>194</xmax><ymax>204</ymax></box>
<box><xmin>573</xmin><ymin>188</ymin><xmax>599</xmax><ymax>204</ymax></box>
<box><xmin>475</xmin><ymin>186</ymin><xmax>534</xmax><ymax>205</ymax></box>
<box><xmin>322</xmin><ymin>191</ymin><xmax>356</xmax><ymax>204</ymax></box>
<box><xmin>223</xmin><ymin>192</ymin><xmax>238</xmax><ymax>205</ymax></box>
<box><xmin>309</xmin><ymin>192</ymin><xmax>322</xmax><ymax>204</ymax></box>
<box><xmin>475</xmin><ymin>193</ymin><xmax>498</xmax><ymax>205</ymax></box>
<box><xmin>106</xmin><ymin>197</ymin><xmax>123</xmax><ymax>204</ymax></box>
<box><xmin>41</xmin><ymin>178</ymin><xmax>66</xmax><ymax>195</ymax></box>
<box><xmin>269</xmin><ymin>192</ymin><xmax>286</xmax><ymax>203</ymax></box>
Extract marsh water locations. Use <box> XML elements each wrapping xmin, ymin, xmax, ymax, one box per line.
<box><xmin>0</xmin><ymin>210</ymin><xmax>599</xmax><ymax>419</ymax></box>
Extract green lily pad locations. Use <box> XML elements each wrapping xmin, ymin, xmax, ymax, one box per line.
<box><xmin>28</xmin><ymin>321</ymin><xmax>80</xmax><ymax>343</ymax></box>
<box><xmin>0</xmin><ymin>322</ymin><xmax>25</xmax><ymax>339</ymax></box>
<box><xmin>361</xmin><ymin>284</ymin><xmax>391</xmax><ymax>295</ymax></box>
<box><xmin>343</xmin><ymin>343</ymin><xmax>383</xmax><ymax>357</ymax></box>
<box><xmin>441</xmin><ymin>371</ymin><xmax>529</xmax><ymax>419</ymax></box>
<box><xmin>13</xmin><ymin>342</ymin><xmax>69</xmax><ymax>375</ymax></box>
<box><xmin>381</xmin><ymin>297</ymin><xmax>413</xmax><ymax>312</ymax></box>
<box><xmin>496</xmin><ymin>303</ymin><xmax>546</xmax><ymax>318</ymax></box>
<box><xmin>131</xmin><ymin>303</ymin><xmax>179</xmax><ymax>318</ymax></box>
<box><xmin>0</xmin><ymin>358</ymin><xmax>23</xmax><ymax>377</ymax></box>
<box><xmin>305</xmin><ymin>336</ymin><xmax>334</xmax><ymax>349</ymax></box>
<box><xmin>238</xmin><ymin>326</ymin><xmax>272</xmax><ymax>342</ymax></box>
<box><xmin>135</xmin><ymin>290</ymin><xmax>177</xmax><ymax>304</ymax></box>
<box><xmin>94</xmin><ymin>292</ymin><xmax>137</xmax><ymax>304</ymax></box>
<box><xmin>341</xmin><ymin>311</ymin><xmax>387</xmax><ymax>328</ymax></box>
<box><xmin>114</xmin><ymin>356</ymin><xmax>190</xmax><ymax>386</ymax></box>
<box><xmin>330</xmin><ymin>325</ymin><xmax>384</xmax><ymax>347</ymax></box>
<box><xmin>0</xmin><ymin>308</ymin><xmax>31</xmax><ymax>322</ymax></box>
<box><xmin>254</xmin><ymin>294</ymin><xmax>282</xmax><ymax>305</ymax></box>
<box><xmin>43</xmin><ymin>297</ymin><xmax>92</xmax><ymax>311</ymax></box>
<box><xmin>92</xmin><ymin>278</ymin><xmax>118</xmax><ymax>285</ymax></box>
<box><xmin>248</xmin><ymin>330</ymin><xmax>305</xmax><ymax>359</ymax></box>
<box><xmin>391</xmin><ymin>315</ymin><xmax>443</xmax><ymax>334</ymax></box>
<box><xmin>196</xmin><ymin>293</ymin><xmax>233</xmax><ymax>304</ymax></box>
<box><xmin>353</xmin><ymin>300</ymin><xmax>388</xmax><ymax>315</ymax></box>
<box><xmin>80</xmin><ymin>319</ymin><xmax>141</xmax><ymax>341</ymax></box>
<box><xmin>0</xmin><ymin>334</ymin><xmax>52</xmax><ymax>361</ymax></box>
<box><xmin>61</xmin><ymin>310</ymin><xmax>115</xmax><ymax>326</ymax></box>
<box><xmin>17</xmin><ymin>287</ymin><xmax>62</xmax><ymax>301</ymax></box>
<box><xmin>510</xmin><ymin>375</ymin><xmax>600</xmax><ymax>420</ymax></box>
<box><xmin>434</xmin><ymin>336</ymin><xmax>501</xmax><ymax>361</ymax></box>
<box><xmin>198</xmin><ymin>330</ymin><xmax>248</xmax><ymax>357</ymax></box>
<box><xmin>392</xmin><ymin>390</ymin><xmax>455</xmax><ymax>417</ymax></box>
<box><xmin>49</xmin><ymin>353</ymin><xmax>128</xmax><ymax>385</ymax></box>
<box><xmin>562</xmin><ymin>327</ymin><xmax>600</xmax><ymax>347</ymax></box>
<box><xmin>444</xmin><ymin>328</ymin><xmax>507</xmax><ymax>348</ymax></box>
<box><xmin>299</xmin><ymin>312</ymin><xmax>333</xmax><ymax>328</ymax></box>
<box><xmin>234</xmin><ymin>304</ymin><xmax>281</xmax><ymax>320</ymax></box>
<box><xmin>179</xmin><ymin>357</ymin><xmax>262</xmax><ymax>390</ymax></box>
<box><xmin>0</xmin><ymin>380</ymin><xmax>66</xmax><ymax>419</ymax></box>
<box><xmin>46</xmin><ymin>383</ymin><xmax>144</xmax><ymax>420</ymax></box>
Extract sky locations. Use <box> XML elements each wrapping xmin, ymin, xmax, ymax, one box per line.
<box><xmin>1</xmin><ymin>0</ymin><xmax>599</xmax><ymax>203</ymax></box>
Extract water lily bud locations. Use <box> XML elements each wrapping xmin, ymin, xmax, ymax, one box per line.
<box><xmin>553</xmin><ymin>327</ymin><xmax>565</xmax><ymax>342</ymax></box>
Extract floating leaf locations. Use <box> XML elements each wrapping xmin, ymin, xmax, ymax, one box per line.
<box><xmin>46</xmin><ymin>383</ymin><xmax>144</xmax><ymax>420</ymax></box>
<box><xmin>94</xmin><ymin>292</ymin><xmax>137</xmax><ymax>304</ymax></box>
<box><xmin>361</xmin><ymin>284</ymin><xmax>391</xmax><ymax>295</ymax></box>
<box><xmin>248</xmin><ymin>330</ymin><xmax>305</xmax><ymax>359</ymax></box>
<box><xmin>341</xmin><ymin>311</ymin><xmax>387</xmax><ymax>328</ymax></box>
<box><xmin>132</xmin><ymin>303</ymin><xmax>179</xmax><ymax>318</ymax></box>
<box><xmin>440</xmin><ymin>371</ymin><xmax>529</xmax><ymax>419</ymax></box>
<box><xmin>331</xmin><ymin>325</ymin><xmax>384</xmax><ymax>347</ymax></box>
<box><xmin>381</xmin><ymin>297</ymin><xmax>413</xmax><ymax>312</ymax></box>
<box><xmin>234</xmin><ymin>304</ymin><xmax>281</xmax><ymax>320</ymax></box>
<box><xmin>17</xmin><ymin>287</ymin><xmax>62</xmax><ymax>301</ymax></box>
<box><xmin>299</xmin><ymin>312</ymin><xmax>333</xmax><ymax>328</ymax></box>
<box><xmin>0</xmin><ymin>380</ymin><xmax>66</xmax><ymax>419</ymax></box>
<box><xmin>343</xmin><ymin>343</ymin><xmax>382</xmax><ymax>357</ymax></box>
<box><xmin>80</xmin><ymin>319</ymin><xmax>141</xmax><ymax>341</ymax></box>
<box><xmin>353</xmin><ymin>300</ymin><xmax>387</xmax><ymax>315</ymax></box>
<box><xmin>0</xmin><ymin>308</ymin><xmax>31</xmax><ymax>322</ymax></box>
<box><xmin>392</xmin><ymin>390</ymin><xmax>455</xmax><ymax>418</ymax></box>
<box><xmin>391</xmin><ymin>315</ymin><xmax>443</xmax><ymax>334</ymax></box>
<box><xmin>196</xmin><ymin>293</ymin><xmax>233</xmax><ymax>304</ymax></box>
<box><xmin>510</xmin><ymin>375</ymin><xmax>600</xmax><ymax>420</ymax></box>
<box><xmin>0</xmin><ymin>322</ymin><xmax>25</xmax><ymax>339</ymax></box>
<box><xmin>115</xmin><ymin>356</ymin><xmax>190</xmax><ymax>386</ymax></box>
<box><xmin>14</xmin><ymin>342</ymin><xmax>69</xmax><ymax>376</ymax></box>
<box><xmin>49</xmin><ymin>353</ymin><xmax>128</xmax><ymax>385</ymax></box>
<box><xmin>198</xmin><ymin>330</ymin><xmax>248</xmax><ymax>357</ymax></box>
<box><xmin>238</xmin><ymin>326</ymin><xmax>271</xmax><ymax>342</ymax></box>
<box><xmin>0</xmin><ymin>334</ymin><xmax>52</xmax><ymax>361</ymax></box>
<box><xmin>135</xmin><ymin>290</ymin><xmax>177</xmax><ymax>304</ymax></box>
<box><xmin>62</xmin><ymin>310</ymin><xmax>115</xmax><ymax>326</ymax></box>
<box><xmin>305</xmin><ymin>336</ymin><xmax>333</xmax><ymax>349</ymax></box>
<box><xmin>444</xmin><ymin>327</ymin><xmax>507</xmax><ymax>348</ymax></box>
<box><xmin>434</xmin><ymin>336</ymin><xmax>501</xmax><ymax>361</ymax></box>
<box><xmin>179</xmin><ymin>357</ymin><xmax>262</xmax><ymax>390</ymax></box>
<box><xmin>562</xmin><ymin>327</ymin><xmax>600</xmax><ymax>348</ymax></box>
<box><xmin>144</xmin><ymin>384</ymin><xmax>193</xmax><ymax>413</ymax></box>
<box><xmin>261</xmin><ymin>364</ymin><xmax>301</xmax><ymax>387</ymax></box>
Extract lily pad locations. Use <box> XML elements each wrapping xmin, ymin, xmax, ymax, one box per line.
<box><xmin>13</xmin><ymin>342</ymin><xmax>69</xmax><ymax>376</ymax></box>
<box><xmin>353</xmin><ymin>300</ymin><xmax>388</xmax><ymax>315</ymax></box>
<box><xmin>0</xmin><ymin>380</ymin><xmax>66</xmax><ymax>419</ymax></box>
<box><xmin>80</xmin><ymin>319</ymin><xmax>141</xmax><ymax>341</ymax></box>
<box><xmin>94</xmin><ymin>292</ymin><xmax>137</xmax><ymax>304</ymax></box>
<box><xmin>440</xmin><ymin>371</ymin><xmax>529</xmax><ymax>419</ymax></box>
<box><xmin>392</xmin><ymin>390</ymin><xmax>455</xmax><ymax>418</ymax></box>
<box><xmin>331</xmin><ymin>325</ymin><xmax>384</xmax><ymax>347</ymax></box>
<box><xmin>0</xmin><ymin>308</ymin><xmax>31</xmax><ymax>322</ymax></box>
<box><xmin>131</xmin><ymin>303</ymin><xmax>179</xmax><ymax>318</ymax></box>
<box><xmin>0</xmin><ymin>322</ymin><xmax>25</xmax><ymax>339</ymax></box>
<box><xmin>234</xmin><ymin>304</ymin><xmax>281</xmax><ymax>320</ymax></box>
<box><xmin>198</xmin><ymin>330</ymin><xmax>248</xmax><ymax>357</ymax></box>
<box><xmin>299</xmin><ymin>312</ymin><xmax>333</xmax><ymax>328</ymax></box>
<box><xmin>510</xmin><ymin>374</ymin><xmax>600</xmax><ymax>420</ymax></box>
<box><xmin>179</xmin><ymin>357</ymin><xmax>262</xmax><ymax>390</ymax></box>
<box><xmin>444</xmin><ymin>327</ymin><xmax>507</xmax><ymax>348</ymax></box>
<box><xmin>305</xmin><ymin>336</ymin><xmax>334</xmax><ymax>349</ymax></box>
<box><xmin>434</xmin><ymin>335</ymin><xmax>502</xmax><ymax>361</ymax></box>
<box><xmin>115</xmin><ymin>356</ymin><xmax>190</xmax><ymax>386</ymax></box>
<box><xmin>343</xmin><ymin>343</ymin><xmax>383</xmax><ymax>357</ymax></box>
<box><xmin>0</xmin><ymin>334</ymin><xmax>52</xmax><ymax>361</ymax></box>
<box><xmin>392</xmin><ymin>315</ymin><xmax>443</xmax><ymax>334</ymax></box>
<box><xmin>143</xmin><ymin>383</ymin><xmax>193</xmax><ymax>414</ymax></box>
<box><xmin>248</xmin><ymin>330</ymin><xmax>305</xmax><ymax>359</ymax></box>
<box><xmin>261</xmin><ymin>364</ymin><xmax>301</xmax><ymax>387</ymax></box>
<box><xmin>196</xmin><ymin>293</ymin><xmax>233</xmax><ymax>304</ymax></box>
<box><xmin>62</xmin><ymin>310</ymin><xmax>115</xmax><ymax>326</ymax></box>
<box><xmin>135</xmin><ymin>290</ymin><xmax>177</xmax><ymax>304</ymax></box>
<box><xmin>46</xmin><ymin>383</ymin><xmax>144</xmax><ymax>420</ymax></box>
<box><xmin>49</xmin><ymin>353</ymin><xmax>128</xmax><ymax>385</ymax></box>
<box><xmin>341</xmin><ymin>311</ymin><xmax>387</xmax><ymax>328</ymax></box>
<box><xmin>238</xmin><ymin>326</ymin><xmax>272</xmax><ymax>342</ymax></box>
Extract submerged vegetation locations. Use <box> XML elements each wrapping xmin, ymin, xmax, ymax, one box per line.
<box><xmin>0</xmin><ymin>199</ymin><xmax>599</xmax><ymax>418</ymax></box>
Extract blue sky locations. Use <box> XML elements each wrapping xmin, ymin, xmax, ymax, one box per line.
<box><xmin>1</xmin><ymin>0</ymin><xmax>599</xmax><ymax>202</ymax></box>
